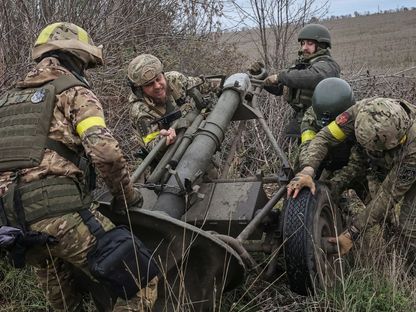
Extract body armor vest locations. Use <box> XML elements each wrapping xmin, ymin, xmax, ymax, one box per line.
<box><xmin>0</xmin><ymin>75</ymin><xmax>88</xmax><ymax>171</ymax></box>
<box><xmin>0</xmin><ymin>75</ymin><xmax>92</xmax><ymax>227</ymax></box>
<box><xmin>287</xmin><ymin>55</ymin><xmax>333</xmax><ymax>113</ymax></box>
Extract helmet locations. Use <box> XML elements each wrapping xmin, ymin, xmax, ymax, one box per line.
<box><xmin>312</xmin><ymin>78</ymin><xmax>355</xmax><ymax>127</ymax></box>
<box><xmin>355</xmin><ymin>99</ymin><xmax>410</xmax><ymax>152</ymax></box>
<box><xmin>32</xmin><ymin>22</ymin><xmax>103</xmax><ymax>69</ymax></box>
<box><xmin>127</xmin><ymin>54</ymin><xmax>163</xmax><ymax>86</ymax></box>
<box><xmin>298</xmin><ymin>24</ymin><xmax>331</xmax><ymax>48</ymax></box>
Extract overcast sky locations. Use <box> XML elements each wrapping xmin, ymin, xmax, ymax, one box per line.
<box><xmin>322</xmin><ymin>0</ymin><xmax>415</xmax><ymax>16</ymax></box>
<box><xmin>222</xmin><ymin>0</ymin><xmax>415</xmax><ymax>29</ymax></box>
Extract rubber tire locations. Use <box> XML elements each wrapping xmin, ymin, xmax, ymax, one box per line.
<box><xmin>283</xmin><ymin>184</ymin><xmax>342</xmax><ymax>295</ymax></box>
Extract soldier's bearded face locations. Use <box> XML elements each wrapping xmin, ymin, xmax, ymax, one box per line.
<box><xmin>300</xmin><ymin>40</ymin><xmax>317</xmax><ymax>55</ymax></box>
<box><xmin>142</xmin><ymin>73</ymin><xmax>168</xmax><ymax>104</ymax></box>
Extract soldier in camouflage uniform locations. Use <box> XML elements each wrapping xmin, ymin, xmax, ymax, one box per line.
<box><xmin>127</xmin><ymin>54</ymin><xmax>218</xmax><ymax>150</ymax></box>
<box><xmin>253</xmin><ymin>24</ymin><xmax>340</xmax><ymax>138</ymax></box>
<box><xmin>287</xmin><ymin>98</ymin><xmax>416</xmax><ymax>269</ymax></box>
<box><xmin>0</xmin><ymin>23</ymin><xmax>157</xmax><ymax>311</ymax></box>
<box><xmin>299</xmin><ymin>78</ymin><xmax>355</xmax><ymax>173</ymax></box>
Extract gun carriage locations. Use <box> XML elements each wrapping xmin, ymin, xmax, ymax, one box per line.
<box><xmin>92</xmin><ymin>68</ymin><xmax>344</xmax><ymax>311</ymax></box>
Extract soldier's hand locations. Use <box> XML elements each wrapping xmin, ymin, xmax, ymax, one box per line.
<box><xmin>112</xmin><ymin>187</ymin><xmax>143</xmax><ymax>215</ymax></box>
<box><xmin>263</xmin><ymin>74</ymin><xmax>278</xmax><ymax>86</ymax></box>
<box><xmin>160</xmin><ymin>128</ymin><xmax>176</xmax><ymax>145</ymax></box>
<box><xmin>128</xmin><ymin>187</ymin><xmax>143</xmax><ymax>208</ymax></box>
<box><xmin>287</xmin><ymin>173</ymin><xmax>316</xmax><ymax>198</ymax></box>
<box><xmin>248</xmin><ymin>61</ymin><xmax>265</xmax><ymax>75</ymax></box>
<box><xmin>327</xmin><ymin>230</ymin><xmax>353</xmax><ymax>256</ymax></box>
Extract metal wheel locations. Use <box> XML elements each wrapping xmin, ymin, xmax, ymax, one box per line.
<box><xmin>282</xmin><ymin>184</ymin><xmax>343</xmax><ymax>295</ymax></box>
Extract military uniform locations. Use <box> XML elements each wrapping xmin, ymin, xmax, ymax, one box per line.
<box><xmin>299</xmin><ymin>106</ymin><xmax>369</xmax><ymax>201</ymax></box>
<box><xmin>0</xmin><ymin>57</ymin><xmax>156</xmax><ymax>311</ymax></box>
<box><xmin>279</xmin><ymin>49</ymin><xmax>341</xmax><ymax>114</ymax></box>
<box><xmin>303</xmin><ymin>98</ymin><xmax>416</xmax><ymax>253</ymax></box>
<box><xmin>129</xmin><ymin>71</ymin><xmax>216</xmax><ymax>149</ymax></box>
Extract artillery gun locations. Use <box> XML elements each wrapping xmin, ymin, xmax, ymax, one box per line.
<box><xmin>92</xmin><ymin>69</ymin><xmax>344</xmax><ymax>311</ymax></box>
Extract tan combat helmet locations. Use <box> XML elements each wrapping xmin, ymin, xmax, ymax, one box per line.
<box><xmin>127</xmin><ymin>54</ymin><xmax>163</xmax><ymax>87</ymax></box>
<box><xmin>32</xmin><ymin>22</ymin><xmax>103</xmax><ymax>69</ymax></box>
<box><xmin>355</xmin><ymin>98</ymin><xmax>410</xmax><ymax>151</ymax></box>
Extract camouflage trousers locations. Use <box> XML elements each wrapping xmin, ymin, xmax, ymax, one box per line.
<box><xmin>353</xmin><ymin>181</ymin><xmax>416</xmax><ymax>270</ymax></box>
<box><xmin>26</xmin><ymin>203</ymin><xmax>158</xmax><ymax>312</ymax></box>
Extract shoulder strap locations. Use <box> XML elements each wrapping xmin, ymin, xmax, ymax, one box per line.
<box><xmin>49</xmin><ymin>75</ymin><xmax>89</xmax><ymax>94</ymax></box>
<box><xmin>78</xmin><ymin>209</ymin><xmax>106</xmax><ymax>238</ymax></box>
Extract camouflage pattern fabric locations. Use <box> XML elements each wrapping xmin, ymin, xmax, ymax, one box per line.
<box><xmin>28</xmin><ymin>204</ymin><xmax>157</xmax><ymax>312</ymax></box>
<box><xmin>129</xmin><ymin>71</ymin><xmax>218</xmax><ymax>149</ymax></box>
<box><xmin>0</xmin><ymin>57</ymin><xmax>136</xmax><ymax>205</ymax></box>
<box><xmin>299</xmin><ymin>107</ymin><xmax>367</xmax><ymax>202</ymax></box>
<box><xmin>303</xmin><ymin>97</ymin><xmax>416</xmax><ymax>259</ymax></box>
<box><xmin>355</xmin><ymin>98</ymin><xmax>411</xmax><ymax>151</ymax></box>
<box><xmin>0</xmin><ymin>57</ymin><xmax>151</xmax><ymax>310</ymax></box>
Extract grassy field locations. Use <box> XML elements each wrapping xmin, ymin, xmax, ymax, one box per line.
<box><xmin>224</xmin><ymin>10</ymin><xmax>416</xmax><ymax>75</ymax></box>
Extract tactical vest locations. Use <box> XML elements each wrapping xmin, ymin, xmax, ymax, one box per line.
<box><xmin>287</xmin><ymin>55</ymin><xmax>333</xmax><ymax>114</ymax></box>
<box><xmin>0</xmin><ymin>75</ymin><xmax>87</xmax><ymax>170</ymax></box>
<box><xmin>0</xmin><ymin>75</ymin><xmax>94</xmax><ymax>227</ymax></box>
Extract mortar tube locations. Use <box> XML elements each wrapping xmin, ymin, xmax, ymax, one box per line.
<box><xmin>154</xmin><ymin>85</ymin><xmax>245</xmax><ymax>218</ymax></box>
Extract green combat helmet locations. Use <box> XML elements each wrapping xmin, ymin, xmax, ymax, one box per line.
<box><xmin>32</xmin><ymin>22</ymin><xmax>103</xmax><ymax>69</ymax></box>
<box><xmin>127</xmin><ymin>54</ymin><xmax>163</xmax><ymax>86</ymax></box>
<box><xmin>298</xmin><ymin>24</ymin><xmax>331</xmax><ymax>48</ymax></box>
<box><xmin>312</xmin><ymin>77</ymin><xmax>355</xmax><ymax>127</ymax></box>
<box><xmin>355</xmin><ymin>99</ymin><xmax>411</xmax><ymax>152</ymax></box>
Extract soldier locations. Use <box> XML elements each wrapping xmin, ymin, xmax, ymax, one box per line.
<box><xmin>287</xmin><ymin>98</ymin><xmax>416</xmax><ymax>270</ymax></box>
<box><xmin>253</xmin><ymin>24</ymin><xmax>340</xmax><ymax>138</ymax></box>
<box><xmin>127</xmin><ymin>54</ymin><xmax>219</xmax><ymax>150</ymax></box>
<box><xmin>299</xmin><ymin>77</ymin><xmax>356</xmax><ymax>178</ymax></box>
<box><xmin>0</xmin><ymin>23</ymin><xmax>157</xmax><ymax>311</ymax></box>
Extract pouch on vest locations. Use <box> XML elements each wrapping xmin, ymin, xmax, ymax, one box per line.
<box><xmin>79</xmin><ymin>209</ymin><xmax>159</xmax><ymax>299</ymax></box>
<box><xmin>0</xmin><ymin>75</ymin><xmax>87</xmax><ymax>171</ymax></box>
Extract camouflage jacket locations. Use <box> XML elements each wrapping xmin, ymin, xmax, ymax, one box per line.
<box><xmin>303</xmin><ymin>98</ymin><xmax>416</xmax><ymax>231</ymax></box>
<box><xmin>0</xmin><ymin>57</ymin><xmax>136</xmax><ymax>203</ymax></box>
<box><xmin>278</xmin><ymin>49</ymin><xmax>340</xmax><ymax>115</ymax></box>
<box><xmin>129</xmin><ymin>71</ymin><xmax>218</xmax><ymax>149</ymax></box>
<box><xmin>299</xmin><ymin>106</ymin><xmax>357</xmax><ymax>175</ymax></box>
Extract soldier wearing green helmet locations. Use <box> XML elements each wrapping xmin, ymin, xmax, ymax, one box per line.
<box><xmin>288</xmin><ymin>97</ymin><xmax>416</xmax><ymax>274</ymax></box>
<box><xmin>299</xmin><ymin>78</ymin><xmax>356</xmax><ymax>175</ymax></box>
<box><xmin>254</xmin><ymin>23</ymin><xmax>340</xmax><ymax>138</ymax></box>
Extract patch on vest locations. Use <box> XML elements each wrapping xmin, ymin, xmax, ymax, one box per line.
<box><xmin>336</xmin><ymin>112</ymin><xmax>350</xmax><ymax>126</ymax></box>
<box><xmin>398</xmin><ymin>164</ymin><xmax>416</xmax><ymax>184</ymax></box>
<box><xmin>31</xmin><ymin>89</ymin><xmax>46</xmax><ymax>104</ymax></box>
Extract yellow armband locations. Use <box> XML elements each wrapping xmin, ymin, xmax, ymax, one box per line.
<box><xmin>76</xmin><ymin>116</ymin><xmax>106</xmax><ymax>136</ymax></box>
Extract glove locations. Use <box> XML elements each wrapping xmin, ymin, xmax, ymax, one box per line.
<box><xmin>160</xmin><ymin>128</ymin><xmax>176</xmax><ymax>146</ymax></box>
<box><xmin>263</xmin><ymin>74</ymin><xmax>278</xmax><ymax>87</ymax></box>
<box><xmin>248</xmin><ymin>61</ymin><xmax>264</xmax><ymax>75</ymax></box>
<box><xmin>112</xmin><ymin>187</ymin><xmax>143</xmax><ymax>215</ymax></box>
<box><xmin>327</xmin><ymin>230</ymin><xmax>354</xmax><ymax>256</ymax></box>
<box><xmin>287</xmin><ymin>173</ymin><xmax>316</xmax><ymax>198</ymax></box>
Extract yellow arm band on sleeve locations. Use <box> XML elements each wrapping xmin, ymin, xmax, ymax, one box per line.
<box><xmin>327</xmin><ymin>121</ymin><xmax>347</xmax><ymax>141</ymax></box>
<box><xmin>76</xmin><ymin>116</ymin><xmax>106</xmax><ymax>136</ymax></box>
<box><xmin>301</xmin><ymin>130</ymin><xmax>317</xmax><ymax>143</ymax></box>
<box><xmin>143</xmin><ymin>131</ymin><xmax>160</xmax><ymax>144</ymax></box>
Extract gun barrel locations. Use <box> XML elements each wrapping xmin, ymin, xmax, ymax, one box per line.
<box><xmin>153</xmin><ymin>73</ymin><xmax>251</xmax><ymax>218</ymax></box>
